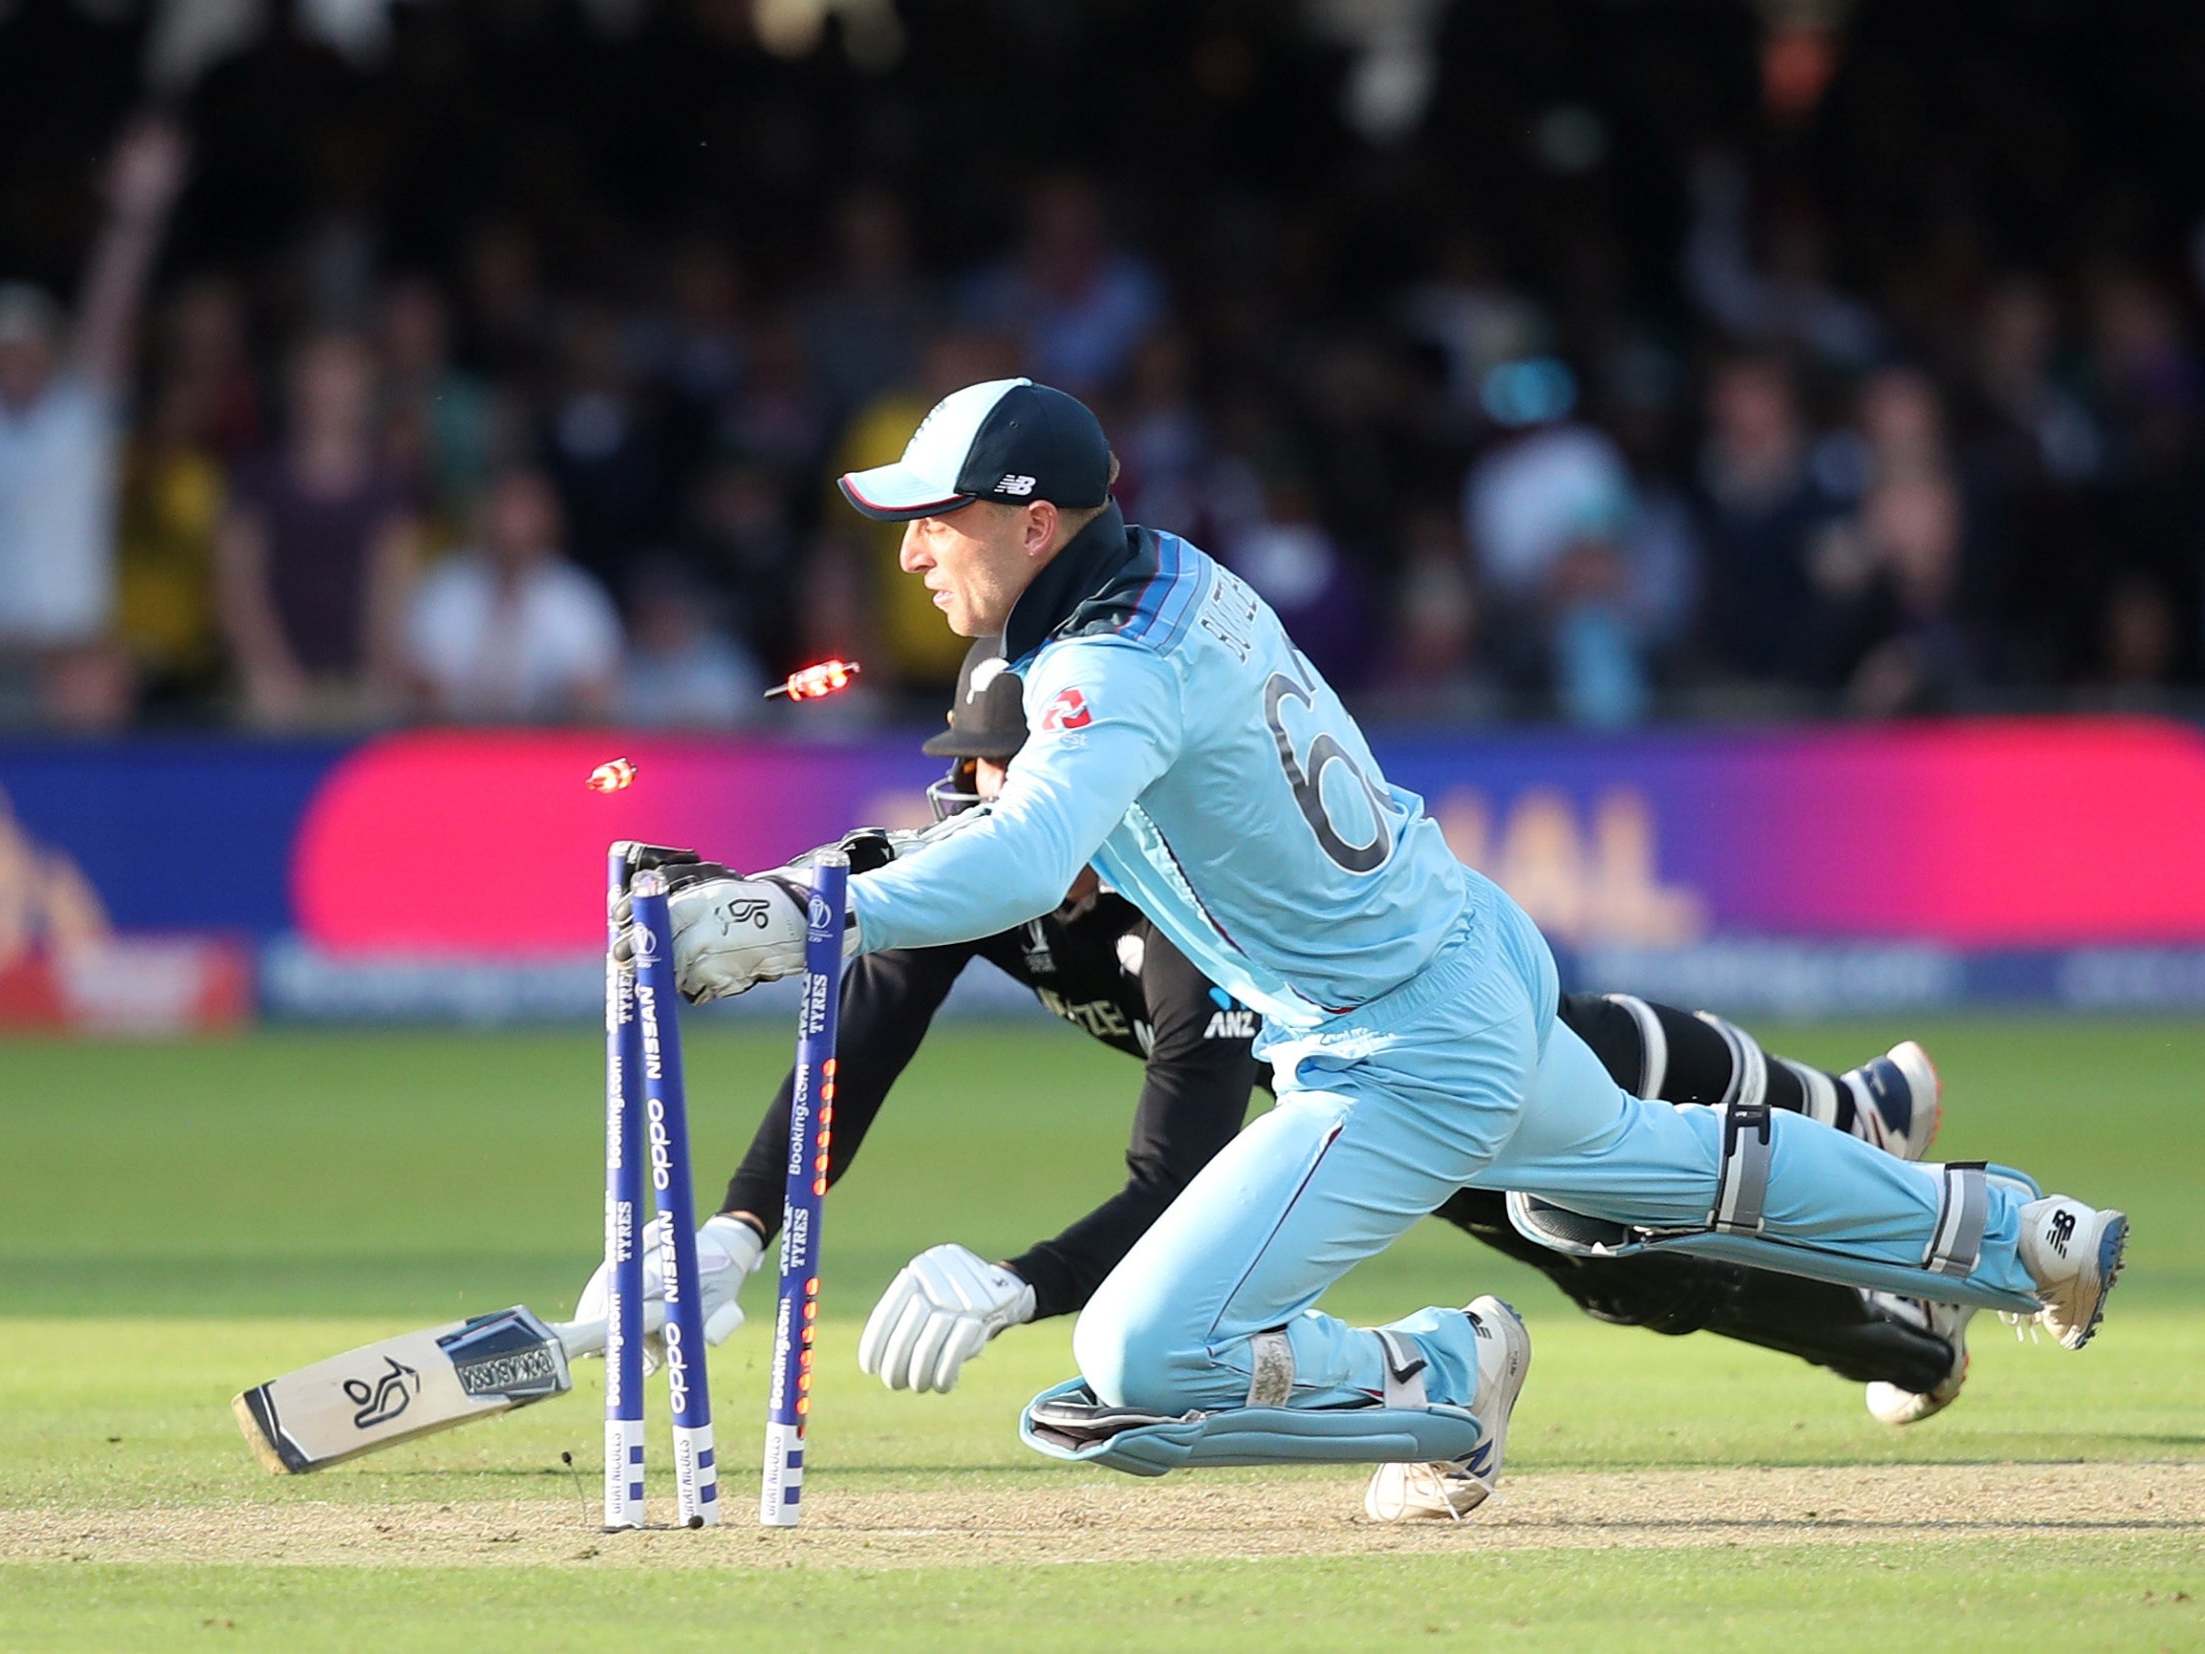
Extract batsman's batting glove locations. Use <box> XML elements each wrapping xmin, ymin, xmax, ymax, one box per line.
<box><xmin>857</xmin><ymin>1243</ymin><xmax>1037</xmax><ymax>1394</ymax></box>
<box><xmin>570</xmin><ymin>1213</ymin><xmax>763</xmax><ymax>1372</ymax></box>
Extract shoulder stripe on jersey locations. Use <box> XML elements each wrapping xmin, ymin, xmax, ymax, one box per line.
<box><xmin>1144</xmin><ymin>534</ymin><xmax>1209</xmax><ymax>651</ymax></box>
<box><xmin>1123</xmin><ymin>533</ymin><xmax>1207</xmax><ymax>651</ymax></box>
<box><xmin>1121</xmin><ymin>531</ymin><xmax>1178</xmax><ymax>640</ymax></box>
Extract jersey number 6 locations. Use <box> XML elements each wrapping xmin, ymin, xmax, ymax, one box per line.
<box><xmin>1263</xmin><ymin>658</ymin><xmax>1396</xmax><ymax>874</ymax></box>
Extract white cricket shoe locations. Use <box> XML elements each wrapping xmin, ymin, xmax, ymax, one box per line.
<box><xmin>2018</xmin><ymin>1196</ymin><xmax>2128</xmax><ymax>1349</ymax></box>
<box><xmin>1863</xmin><ymin>1295</ymin><xmax>1976</xmax><ymax>1425</ymax></box>
<box><xmin>1840</xmin><ymin>1040</ymin><xmax>1941</xmax><ymax>1161</ymax></box>
<box><xmin>1363</xmin><ymin>1296</ymin><xmax>1530</xmax><ymax>1522</ymax></box>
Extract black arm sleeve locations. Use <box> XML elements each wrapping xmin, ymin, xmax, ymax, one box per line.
<box><xmin>722</xmin><ymin>941</ymin><xmax>978</xmax><ymax>1234</ymax></box>
<box><xmin>1005</xmin><ymin>928</ymin><xmax>1262</xmax><ymax>1320</ymax></box>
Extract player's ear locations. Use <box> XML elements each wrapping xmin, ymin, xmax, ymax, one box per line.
<box><xmin>1023</xmin><ymin>500</ymin><xmax>1059</xmax><ymax>557</ymax></box>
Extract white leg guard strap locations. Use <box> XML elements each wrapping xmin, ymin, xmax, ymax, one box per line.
<box><xmin>1842</xmin><ymin>1070</ymin><xmax>1886</xmax><ymax>1148</ymax></box>
<box><xmin>1702</xmin><ymin>1013</ymin><xmax>1774</xmax><ymax>1235</ymax></box>
<box><xmin>1711</xmin><ymin>1100</ymin><xmax>1774</xmax><ymax>1236</ymax></box>
<box><xmin>1695</xmin><ymin>1011</ymin><xmax>1769</xmax><ymax>1111</ymax></box>
<box><xmin>1924</xmin><ymin>1161</ymin><xmax>1991</xmax><ymax>1278</ymax></box>
<box><xmin>1605</xmin><ymin>993</ymin><xmax>1667</xmax><ymax>1097</ymax></box>
<box><xmin>1373</xmin><ymin>1330</ymin><xmax>1429</xmax><ymax>1408</ymax></box>
<box><xmin>1781</xmin><ymin>1058</ymin><xmax>1841</xmax><ymax>1127</ymax></box>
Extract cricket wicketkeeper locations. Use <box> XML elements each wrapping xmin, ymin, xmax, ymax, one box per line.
<box><xmin>603</xmin><ymin>378</ymin><xmax>2122</xmax><ymax>1523</ymax></box>
<box><xmin>577</xmin><ymin>639</ymin><xmax>1979</xmax><ymax>1518</ymax></box>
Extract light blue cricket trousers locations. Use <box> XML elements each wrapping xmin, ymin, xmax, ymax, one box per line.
<box><xmin>1073</xmin><ymin>876</ymin><xmax>2036</xmax><ymax>1414</ymax></box>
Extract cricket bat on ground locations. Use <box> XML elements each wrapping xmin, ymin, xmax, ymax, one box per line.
<box><xmin>232</xmin><ymin>1306</ymin><xmax>600</xmax><ymax>1474</ymax></box>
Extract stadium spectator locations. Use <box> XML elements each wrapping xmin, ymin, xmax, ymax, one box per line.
<box><xmin>1598</xmin><ymin>348</ymin><xmax>1705</xmax><ymax>672</ymax></box>
<box><xmin>2085</xmin><ymin>267</ymin><xmax>2201</xmax><ymax>476</ymax></box>
<box><xmin>1112</xmin><ymin>330</ymin><xmax>1210</xmax><ymax>534</ymax></box>
<box><xmin>406</xmin><ymin>467</ymin><xmax>620</xmax><ymax>723</ymax></box>
<box><xmin>619</xmin><ymin>559</ymin><xmax>764</xmax><ymax>728</ymax></box>
<box><xmin>715</xmin><ymin>312</ymin><xmax>833</xmax><ymax>484</ymax></box>
<box><xmin>380</xmin><ymin>274</ymin><xmax>497</xmax><ymax>542</ymax></box>
<box><xmin>1961</xmin><ymin>279</ymin><xmax>2105</xmax><ymax>685</ymax></box>
<box><xmin>677</xmin><ymin>456</ymin><xmax>802</xmax><ymax>673</ymax></box>
<box><xmin>115</xmin><ymin>375</ymin><xmax>228</xmax><ymax>712</ymax></box>
<box><xmin>459</xmin><ymin>221</ymin><xmax>553</xmax><ymax>386</ymax></box>
<box><xmin>959</xmin><ymin>176</ymin><xmax>1163</xmax><ymax>396</ymax></box>
<box><xmin>1222</xmin><ymin>473</ymin><xmax>1372</xmax><ymax>692</ymax></box>
<box><xmin>1838</xmin><ymin>365</ymin><xmax>1954</xmax><ymax>490</ymax></box>
<box><xmin>1463</xmin><ymin>400</ymin><xmax>1666</xmax><ymax>725</ymax></box>
<box><xmin>159</xmin><ymin>276</ymin><xmax>264</xmax><ymax>463</ymax></box>
<box><xmin>0</xmin><ymin>117</ymin><xmax>188</xmax><ymax>728</ymax></box>
<box><xmin>803</xmin><ymin>187</ymin><xmax>930</xmax><ymax>415</ymax></box>
<box><xmin>1967</xmin><ymin>277</ymin><xmax>2101</xmax><ymax>489</ymax></box>
<box><xmin>1401</xmin><ymin>229</ymin><xmax>1550</xmax><ymax>413</ymax></box>
<box><xmin>216</xmin><ymin>329</ymin><xmax>420</xmax><ymax>725</ymax></box>
<box><xmin>1826</xmin><ymin>472</ymin><xmax>1982</xmax><ymax>718</ymax></box>
<box><xmin>1682</xmin><ymin>155</ymin><xmax>1880</xmax><ymax>369</ymax></box>
<box><xmin>652</xmin><ymin>238</ymin><xmax>748</xmax><ymax>415</ymax></box>
<box><xmin>2092</xmin><ymin>570</ymin><xmax>2182</xmax><ymax>704</ymax></box>
<box><xmin>640</xmin><ymin>237</ymin><xmax>749</xmax><ymax>494</ymax></box>
<box><xmin>1693</xmin><ymin>352</ymin><xmax>1845</xmax><ymax>692</ymax></box>
<box><xmin>1382</xmin><ymin>502</ymin><xmax>1480</xmax><ymax>696</ymax></box>
<box><xmin>541</xmin><ymin>302</ymin><xmax>668</xmax><ymax>586</ymax></box>
<box><xmin>3</xmin><ymin>4</ymin><xmax>2204</xmax><ymax>726</ymax></box>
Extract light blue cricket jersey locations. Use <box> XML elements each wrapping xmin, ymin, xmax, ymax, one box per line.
<box><xmin>848</xmin><ymin>504</ymin><xmax>1472</xmax><ymax>1034</ymax></box>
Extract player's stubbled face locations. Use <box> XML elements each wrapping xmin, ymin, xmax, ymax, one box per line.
<box><xmin>899</xmin><ymin>503</ymin><xmax>1033</xmax><ymax>637</ymax></box>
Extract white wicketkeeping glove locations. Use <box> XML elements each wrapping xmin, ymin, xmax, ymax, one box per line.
<box><xmin>570</xmin><ymin>1213</ymin><xmax>763</xmax><ymax>1373</ymax></box>
<box><xmin>664</xmin><ymin>871</ymin><xmax>857</xmax><ymax>1003</ymax></box>
<box><xmin>857</xmin><ymin>1243</ymin><xmax>1037</xmax><ymax>1393</ymax></box>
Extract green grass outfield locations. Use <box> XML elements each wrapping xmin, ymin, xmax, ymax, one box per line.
<box><xmin>2</xmin><ymin>1016</ymin><xmax>2199</xmax><ymax>1650</ymax></box>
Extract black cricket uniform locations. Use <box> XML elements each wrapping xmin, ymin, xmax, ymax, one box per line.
<box><xmin>724</xmin><ymin>895</ymin><xmax>1955</xmax><ymax>1392</ymax></box>
<box><xmin>726</xmin><ymin>893</ymin><xmax>1255</xmax><ymax>1319</ymax></box>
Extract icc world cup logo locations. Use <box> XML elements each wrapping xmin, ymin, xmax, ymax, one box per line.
<box><xmin>808</xmin><ymin>892</ymin><xmax>834</xmax><ymax>934</ymax></box>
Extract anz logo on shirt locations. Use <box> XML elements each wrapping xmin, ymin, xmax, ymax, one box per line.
<box><xmin>1203</xmin><ymin>985</ymin><xmax>1258</xmax><ymax>1041</ymax></box>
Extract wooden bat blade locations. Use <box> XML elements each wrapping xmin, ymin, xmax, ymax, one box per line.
<box><xmin>232</xmin><ymin>1305</ymin><xmax>573</xmax><ymax>1474</ymax></box>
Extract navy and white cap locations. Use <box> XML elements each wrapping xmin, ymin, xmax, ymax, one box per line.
<box><xmin>838</xmin><ymin>377</ymin><xmax>1112</xmax><ymax>522</ymax></box>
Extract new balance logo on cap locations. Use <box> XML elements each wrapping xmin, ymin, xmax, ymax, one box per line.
<box><xmin>837</xmin><ymin>378</ymin><xmax>1112</xmax><ymax>522</ymax></box>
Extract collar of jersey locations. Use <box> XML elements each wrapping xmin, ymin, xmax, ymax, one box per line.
<box><xmin>1002</xmin><ymin>500</ymin><xmax>1135</xmax><ymax>666</ymax></box>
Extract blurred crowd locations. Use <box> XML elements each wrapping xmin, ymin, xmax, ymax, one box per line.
<box><xmin>2</xmin><ymin>0</ymin><xmax>2202</xmax><ymax>732</ymax></box>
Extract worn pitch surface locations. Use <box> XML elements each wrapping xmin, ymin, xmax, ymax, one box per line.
<box><xmin>3</xmin><ymin>1021</ymin><xmax>2199</xmax><ymax>1647</ymax></box>
<box><xmin>8</xmin><ymin>1464</ymin><xmax>2202</xmax><ymax>1569</ymax></box>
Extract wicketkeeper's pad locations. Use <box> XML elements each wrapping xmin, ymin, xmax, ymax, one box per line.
<box><xmin>1505</xmin><ymin>1143</ymin><xmax>2044</xmax><ymax>1315</ymax></box>
<box><xmin>1019</xmin><ymin>1378</ymin><xmax>1485</xmax><ymax>1476</ymax></box>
